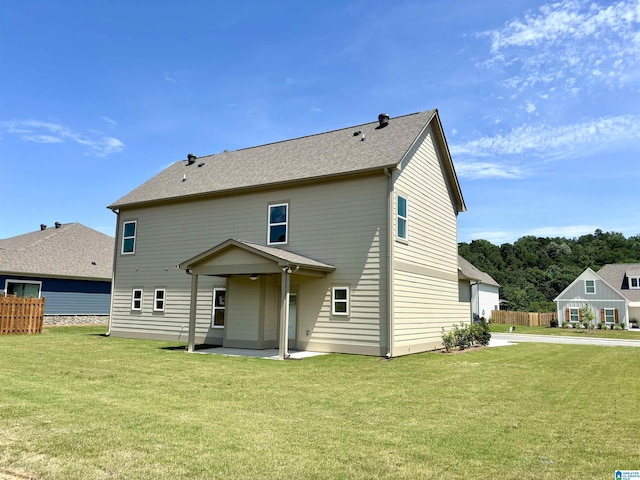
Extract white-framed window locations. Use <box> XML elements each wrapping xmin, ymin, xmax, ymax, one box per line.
<box><xmin>569</xmin><ymin>307</ymin><xmax>580</xmax><ymax>323</ymax></box>
<box><xmin>212</xmin><ymin>288</ymin><xmax>226</xmax><ymax>328</ymax></box>
<box><xmin>630</xmin><ymin>277</ymin><xmax>640</xmax><ymax>289</ymax></box>
<box><xmin>122</xmin><ymin>220</ymin><xmax>137</xmax><ymax>255</ymax></box>
<box><xmin>131</xmin><ymin>288</ymin><xmax>143</xmax><ymax>311</ymax></box>
<box><xmin>268</xmin><ymin>203</ymin><xmax>288</xmax><ymax>245</ymax></box>
<box><xmin>4</xmin><ymin>279</ymin><xmax>42</xmax><ymax>298</ymax></box>
<box><xmin>332</xmin><ymin>287</ymin><xmax>349</xmax><ymax>316</ymax></box>
<box><xmin>604</xmin><ymin>308</ymin><xmax>616</xmax><ymax>324</ymax></box>
<box><xmin>397</xmin><ymin>194</ymin><xmax>408</xmax><ymax>241</ymax></box>
<box><xmin>584</xmin><ymin>279</ymin><xmax>596</xmax><ymax>294</ymax></box>
<box><xmin>154</xmin><ymin>288</ymin><xmax>165</xmax><ymax>312</ymax></box>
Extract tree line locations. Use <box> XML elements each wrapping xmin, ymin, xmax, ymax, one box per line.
<box><xmin>458</xmin><ymin>230</ymin><xmax>640</xmax><ymax>312</ymax></box>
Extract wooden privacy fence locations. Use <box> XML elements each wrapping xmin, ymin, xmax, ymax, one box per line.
<box><xmin>0</xmin><ymin>294</ymin><xmax>44</xmax><ymax>335</ymax></box>
<box><xmin>491</xmin><ymin>310</ymin><xmax>557</xmax><ymax>327</ymax></box>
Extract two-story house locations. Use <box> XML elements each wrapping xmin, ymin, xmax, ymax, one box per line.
<box><xmin>107</xmin><ymin>110</ymin><xmax>468</xmax><ymax>357</ymax></box>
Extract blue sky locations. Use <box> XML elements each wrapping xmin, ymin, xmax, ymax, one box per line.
<box><xmin>1</xmin><ymin>0</ymin><xmax>639</xmax><ymax>244</ymax></box>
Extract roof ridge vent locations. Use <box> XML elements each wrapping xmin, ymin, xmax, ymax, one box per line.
<box><xmin>55</xmin><ymin>222</ymin><xmax>61</xmax><ymax>228</ymax></box>
<box><xmin>40</xmin><ymin>224</ymin><xmax>47</xmax><ymax>230</ymax></box>
<box><xmin>187</xmin><ymin>153</ymin><xmax>197</xmax><ymax>165</ymax></box>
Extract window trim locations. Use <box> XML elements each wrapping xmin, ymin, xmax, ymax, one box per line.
<box><xmin>630</xmin><ymin>277</ymin><xmax>640</xmax><ymax>289</ymax></box>
<box><xmin>267</xmin><ymin>203</ymin><xmax>289</xmax><ymax>246</ymax></box>
<box><xmin>603</xmin><ymin>308</ymin><xmax>616</xmax><ymax>324</ymax></box>
<box><xmin>121</xmin><ymin>220</ymin><xmax>137</xmax><ymax>255</ymax></box>
<box><xmin>153</xmin><ymin>288</ymin><xmax>165</xmax><ymax>312</ymax></box>
<box><xmin>131</xmin><ymin>288</ymin><xmax>143</xmax><ymax>311</ymax></box>
<box><xmin>211</xmin><ymin>288</ymin><xmax>226</xmax><ymax>328</ymax></box>
<box><xmin>396</xmin><ymin>194</ymin><xmax>408</xmax><ymax>242</ymax></box>
<box><xmin>331</xmin><ymin>287</ymin><xmax>350</xmax><ymax>316</ymax></box>
<box><xmin>569</xmin><ymin>307</ymin><xmax>580</xmax><ymax>323</ymax></box>
<box><xmin>584</xmin><ymin>279</ymin><xmax>596</xmax><ymax>294</ymax></box>
<box><xmin>4</xmin><ymin>279</ymin><xmax>42</xmax><ymax>298</ymax></box>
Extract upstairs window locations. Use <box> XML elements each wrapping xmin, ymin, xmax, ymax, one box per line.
<box><xmin>131</xmin><ymin>289</ymin><xmax>143</xmax><ymax>311</ymax></box>
<box><xmin>268</xmin><ymin>203</ymin><xmax>288</xmax><ymax>245</ymax></box>
<box><xmin>332</xmin><ymin>287</ymin><xmax>350</xmax><ymax>316</ymax></box>
<box><xmin>397</xmin><ymin>195</ymin><xmax>408</xmax><ymax>241</ymax></box>
<box><xmin>630</xmin><ymin>277</ymin><xmax>640</xmax><ymax>289</ymax></box>
<box><xmin>154</xmin><ymin>288</ymin><xmax>165</xmax><ymax>312</ymax></box>
<box><xmin>122</xmin><ymin>221</ymin><xmax>137</xmax><ymax>254</ymax></box>
<box><xmin>585</xmin><ymin>279</ymin><xmax>596</xmax><ymax>294</ymax></box>
<box><xmin>212</xmin><ymin>288</ymin><xmax>226</xmax><ymax>328</ymax></box>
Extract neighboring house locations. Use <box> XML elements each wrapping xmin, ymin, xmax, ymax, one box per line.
<box><xmin>554</xmin><ymin>264</ymin><xmax>640</xmax><ymax>328</ymax></box>
<box><xmin>0</xmin><ymin>223</ymin><xmax>114</xmax><ymax>315</ymax></box>
<box><xmin>457</xmin><ymin>256</ymin><xmax>500</xmax><ymax>320</ymax></box>
<box><xmin>107</xmin><ymin>110</ymin><xmax>468</xmax><ymax>357</ymax></box>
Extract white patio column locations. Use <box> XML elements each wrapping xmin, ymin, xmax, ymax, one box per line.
<box><xmin>187</xmin><ymin>272</ymin><xmax>199</xmax><ymax>353</ymax></box>
<box><xmin>278</xmin><ymin>268</ymin><xmax>290</xmax><ymax>359</ymax></box>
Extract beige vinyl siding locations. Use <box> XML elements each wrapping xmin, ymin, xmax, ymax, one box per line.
<box><xmin>393</xmin><ymin>271</ymin><xmax>469</xmax><ymax>354</ymax></box>
<box><xmin>110</xmin><ymin>174</ymin><xmax>388</xmax><ymax>351</ymax></box>
<box><xmin>225</xmin><ymin>276</ymin><xmax>260</xmax><ymax>343</ymax></box>
<box><xmin>389</xmin><ymin>125</ymin><xmax>467</xmax><ymax>355</ymax></box>
<box><xmin>392</xmin><ymin>125</ymin><xmax>458</xmax><ymax>274</ymax></box>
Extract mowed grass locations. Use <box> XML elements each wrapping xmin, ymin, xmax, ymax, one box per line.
<box><xmin>1</xmin><ymin>326</ymin><xmax>639</xmax><ymax>479</ymax></box>
<box><xmin>490</xmin><ymin>323</ymin><xmax>640</xmax><ymax>339</ymax></box>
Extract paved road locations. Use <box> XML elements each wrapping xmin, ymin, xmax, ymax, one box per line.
<box><xmin>491</xmin><ymin>332</ymin><xmax>640</xmax><ymax>348</ymax></box>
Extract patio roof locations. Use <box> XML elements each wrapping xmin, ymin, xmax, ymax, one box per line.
<box><xmin>179</xmin><ymin>238</ymin><xmax>336</xmax><ymax>277</ymax></box>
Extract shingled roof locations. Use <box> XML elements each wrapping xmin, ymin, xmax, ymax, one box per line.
<box><xmin>109</xmin><ymin>110</ymin><xmax>465</xmax><ymax>211</ymax></box>
<box><xmin>0</xmin><ymin>223</ymin><xmax>114</xmax><ymax>281</ymax></box>
<box><xmin>458</xmin><ymin>256</ymin><xmax>500</xmax><ymax>287</ymax></box>
<box><xmin>597</xmin><ymin>263</ymin><xmax>640</xmax><ymax>303</ymax></box>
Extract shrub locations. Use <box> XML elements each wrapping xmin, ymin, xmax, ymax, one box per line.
<box><xmin>441</xmin><ymin>320</ymin><xmax>491</xmax><ymax>351</ymax></box>
<box><xmin>631</xmin><ymin>318</ymin><xmax>639</xmax><ymax>328</ymax></box>
<box><xmin>471</xmin><ymin>319</ymin><xmax>491</xmax><ymax>346</ymax></box>
<box><xmin>550</xmin><ymin>318</ymin><xmax>558</xmax><ymax>328</ymax></box>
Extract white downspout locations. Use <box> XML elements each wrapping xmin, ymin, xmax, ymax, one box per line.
<box><xmin>384</xmin><ymin>167</ymin><xmax>394</xmax><ymax>359</ymax></box>
<box><xmin>106</xmin><ymin>209</ymin><xmax>120</xmax><ymax>336</ymax></box>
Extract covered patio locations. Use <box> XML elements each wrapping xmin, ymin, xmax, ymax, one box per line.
<box><xmin>179</xmin><ymin>239</ymin><xmax>335</xmax><ymax>359</ymax></box>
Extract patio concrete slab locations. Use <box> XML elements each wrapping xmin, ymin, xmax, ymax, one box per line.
<box><xmin>194</xmin><ymin>347</ymin><xmax>327</xmax><ymax>360</ymax></box>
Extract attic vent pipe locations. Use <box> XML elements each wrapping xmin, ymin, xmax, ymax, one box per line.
<box><xmin>40</xmin><ymin>224</ymin><xmax>47</xmax><ymax>230</ymax></box>
<box><xmin>187</xmin><ymin>153</ymin><xmax>197</xmax><ymax>165</ymax></box>
<box><xmin>378</xmin><ymin>113</ymin><xmax>390</xmax><ymax>128</ymax></box>
<box><xmin>55</xmin><ymin>222</ymin><xmax>61</xmax><ymax>229</ymax></box>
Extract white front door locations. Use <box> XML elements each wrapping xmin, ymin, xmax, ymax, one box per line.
<box><xmin>288</xmin><ymin>294</ymin><xmax>297</xmax><ymax>349</ymax></box>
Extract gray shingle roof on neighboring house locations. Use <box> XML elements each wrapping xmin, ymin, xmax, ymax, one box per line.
<box><xmin>597</xmin><ymin>263</ymin><xmax>640</xmax><ymax>302</ymax></box>
<box><xmin>109</xmin><ymin>110</ymin><xmax>466</xmax><ymax>212</ymax></box>
<box><xmin>0</xmin><ymin>223</ymin><xmax>114</xmax><ymax>280</ymax></box>
<box><xmin>458</xmin><ymin>256</ymin><xmax>500</xmax><ymax>287</ymax></box>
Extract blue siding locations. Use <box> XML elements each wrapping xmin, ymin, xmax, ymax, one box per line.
<box><xmin>0</xmin><ymin>275</ymin><xmax>111</xmax><ymax>315</ymax></box>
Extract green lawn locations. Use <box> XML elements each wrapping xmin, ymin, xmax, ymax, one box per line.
<box><xmin>490</xmin><ymin>323</ymin><xmax>640</xmax><ymax>339</ymax></box>
<box><xmin>1</xmin><ymin>326</ymin><xmax>639</xmax><ymax>479</ymax></box>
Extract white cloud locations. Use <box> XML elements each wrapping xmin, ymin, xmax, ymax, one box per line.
<box><xmin>524</xmin><ymin>102</ymin><xmax>536</xmax><ymax>113</ymax></box>
<box><xmin>461</xmin><ymin>224</ymin><xmax>601</xmax><ymax>244</ymax></box>
<box><xmin>0</xmin><ymin>119</ymin><xmax>125</xmax><ymax>157</ymax></box>
<box><xmin>21</xmin><ymin>135</ymin><xmax>62</xmax><ymax>143</ymax></box>
<box><xmin>480</xmin><ymin>0</ymin><xmax>640</xmax><ymax>92</ymax></box>
<box><xmin>451</xmin><ymin>115</ymin><xmax>640</xmax><ymax>160</ymax></box>
<box><xmin>102</xmin><ymin>116</ymin><xmax>117</xmax><ymax>127</ymax></box>
<box><xmin>455</xmin><ymin>161</ymin><xmax>525</xmax><ymax>180</ymax></box>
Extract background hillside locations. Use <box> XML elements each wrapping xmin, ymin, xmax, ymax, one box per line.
<box><xmin>459</xmin><ymin>230</ymin><xmax>640</xmax><ymax>312</ymax></box>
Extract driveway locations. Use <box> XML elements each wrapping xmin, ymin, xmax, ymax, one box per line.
<box><xmin>490</xmin><ymin>332</ymin><xmax>640</xmax><ymax>348</ymax></box>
